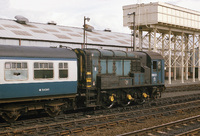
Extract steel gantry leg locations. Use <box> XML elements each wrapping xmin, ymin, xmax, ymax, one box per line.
<box><xmin>148</xmin><ymin>31</ymin><xmax>151</xmax><ymax>51</ymax></box>
<box><xmin>193</xmin><ymin>34</ymin><xmax>195</xmax><ymax>82</ymax></box>
<box><xmin>174</xmin><ymin>35</ymin><xmax>177</xmax><ymax>81</ymax></box>
<box><xmin>139</xmin><ymin>29</ymin><xmax>143</xmax><ymax>51</ymax></box>
<box><xmin>162</xmin><ymin>33</ymin><xmax>165</xmax><ymax>56</ymax></box>
<box><xmin>181</xmin><ymin>32</ymin><xmax>184</xmax><ymax>83</ymax></box>
<box><xmin>185</xmin><ymin>34</ymin><xmax>189</xmax><ymax>80</ymax></box>
<box><xmin>154</xmin><ymin>28</ymin><xmax>157</xmax><ymax>52</ymax></box>
<box><xmin>199</xmin><ymin>35</ymin><xmax>200</xmax><ymax>81</ymax></box>
<box><xmin>168</xmin><ymin>30</ymin><xmax>172</xmax><ymax>84</ymax></box>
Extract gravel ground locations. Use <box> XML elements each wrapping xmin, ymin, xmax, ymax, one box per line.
<box><xmin>78</xmin><ymin>83</ymin><xmax>200</xmax><ymax>136</ymax></box>
<box><xmin>80</xmin><ymin>107</ymin><xmax>200</xmax><ymax>136</ymax></box>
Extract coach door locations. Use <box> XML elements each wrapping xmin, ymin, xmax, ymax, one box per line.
<box><xmin>151</xmin><ymin>60</ymin><xmax>162</xmax><ymax>84</ymax></box>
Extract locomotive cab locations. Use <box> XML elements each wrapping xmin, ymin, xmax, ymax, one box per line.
<box><xmin>144</xmin><ymin>51</ymin><xmax>165</xmax><ymax>85</ymax></box>
<box><xmin>75</xmin><ymin>48</ymin><xmax>165</xmax><ymax>108</ymax></box>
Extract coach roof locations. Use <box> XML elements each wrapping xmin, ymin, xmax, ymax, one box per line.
<box><xmin>0</xmin><ymin>45</ymin><xmax>77</xmax><ymax>59</ymax></box>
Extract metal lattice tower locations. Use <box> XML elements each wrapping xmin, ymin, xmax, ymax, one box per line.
<box><xmin>123</xmin><ymin>2</ymin><xmax>200</xmax><ymax>84</ymax></box>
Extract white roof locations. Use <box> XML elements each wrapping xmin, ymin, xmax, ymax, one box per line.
<box><xmin>0</xmin><ymin>18</ymin><xmax>132</xmax><ymax>47</ymax></box>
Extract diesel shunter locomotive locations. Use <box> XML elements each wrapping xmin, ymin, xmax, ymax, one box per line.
<box><xmin>0</xmin><ymin>45</ymin><xmax>165</xmax><ymax>122</ymax></box>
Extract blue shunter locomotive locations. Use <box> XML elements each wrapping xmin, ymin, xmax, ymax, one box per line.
<box><xmin>0</xmin><ymin>45</ymin><xmax>165</xmax><ymax>122</ymax></box>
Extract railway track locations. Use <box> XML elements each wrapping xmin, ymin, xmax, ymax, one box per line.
<box><xmin>165</xmin><ymin>83</ymin><xmax>200</xmax><ymax>93</ymax></box>
<box><xmin>117</xmin><ymin>115</ymin><xmax>200</xmax><ymax>136</ymax></box>
<box><xmin>176</xmin><ymin>127</ymin><xmax>200</xmax><ymax>136</ymax></box>
<box><xmin>0</xmin><ymin>93</ymin><xmax>200</xmax><ymax>135</ymax></box>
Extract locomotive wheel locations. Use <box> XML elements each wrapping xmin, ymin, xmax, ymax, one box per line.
<box><xmin>101</xmin><ymin>93</ymin><xmax>115</xmax><ymax>109</ymax></box>
<box><xmin>137</xmin><ymin>91</ymin><xmax>149</xmax><ymax>105</ymax></box>
<box><xmin>151</xmin><ymin>88</ymin><xmax>162</xmax><ymax>99</ymax></box>
<box><xmin>45</xmin><ymin>106</ymin><xmax>61</xmax><ymax>117</ymax></box>
<box><xmin>120</xmin><ymin>100</ymin><xmax>131</xmax><ymax>107</ymax></box>
<box><xmin>121</xmin><ymin>94</ymin><xmax>135</xmax><ymax>106</ymax></box>
<box><xmin>1</xmin><ymin>111</ymin><xmax>20</xmax><ymax>123</ymax></box>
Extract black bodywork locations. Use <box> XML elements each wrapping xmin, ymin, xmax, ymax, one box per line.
<box><xmin>74</xmin><ymin>48</ymin><xmax>165</xmax><ymax>107</ymax></box>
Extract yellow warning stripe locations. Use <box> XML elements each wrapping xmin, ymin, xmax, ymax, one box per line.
<box><xmin>86</xmin><ymin>78</ymin><xmax>91</xmax><ymax>82</ymax></box>
<box><xmin>86</xmin><ymin>85</ymin><xmax>91</xmax><ymax>88</ymax></box>
<box><xmin>87</xmin><ymin>72</ymin><xmax>91</xmax><ymax>75</ymax></box>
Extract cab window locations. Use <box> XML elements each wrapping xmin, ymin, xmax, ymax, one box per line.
<box><xmin>115</xmin><ymin>60</ymin><xmax>123</xmax><ymax>76</ymax></box>
<box><xmin>153</xmin><ymin>61</ymin><xmax>157</xmax><ymax>72</ymax></box>
<box><xmin>157</xmin><ymin>61</ymin><xmax>161</xmax><ymax>70</ymax></box>
<box><xmin>124</xmin><ymin>60</ymin><xmax>131</xmax><ymax>76</ymax></box>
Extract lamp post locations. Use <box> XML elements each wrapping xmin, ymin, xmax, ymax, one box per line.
<box><xmin>128</xmin><ymin>12</ymin><xmax>136</xmax><ymax>51</ymax></box>
<box><xmin>83</xmin><ymin>16</ymin><xmax>90</xmax><ymax>49</ymax></box>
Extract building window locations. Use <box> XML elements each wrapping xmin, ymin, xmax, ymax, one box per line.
<box><xmin>5</xmin><ymin>62</ymin><xmax>28</xmax><ymax>81</ymax></box>
<box><xmin>59</xmin><ymin>63</ymin><xmax>68</xmax><ymax>78</ymax></box>
<box><xmin>34</xmin><ymin>62</ymin><xmax>53</xmax><ymax>79</ymax></box>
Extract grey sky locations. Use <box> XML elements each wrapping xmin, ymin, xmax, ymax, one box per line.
<box><xmin>0</xmin><ymin>0</ymin><xmax>199</xmax><ymax>33</ymax></box>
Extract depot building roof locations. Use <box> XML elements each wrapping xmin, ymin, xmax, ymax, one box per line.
<box><xmin>0</xmin><ymin>17</ymin><xmax>132</xmax><ymax>48</ymax></box>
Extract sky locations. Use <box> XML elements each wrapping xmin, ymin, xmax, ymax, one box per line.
<box><xmin>0</xmin><ymin>0</ymin><xmax>200</xmax><ymax>34</ymax></box>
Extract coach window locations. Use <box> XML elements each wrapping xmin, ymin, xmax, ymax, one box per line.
<box><xmin>59</xmin><ymin>63</ymin><xmax>68</xmax><ymax>78</ymax></box>
<box><xmin>34</xmin><ymin>62</ymin><xmax>53</xmax><ymax>79</ymax></box>
<box><xmin>5</xmin><ymin>62</ymin><xmax>28</xmax><ymax>81</ymax></box>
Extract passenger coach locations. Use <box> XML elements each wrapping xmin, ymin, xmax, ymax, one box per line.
<box><xmin>0</xmin><ymin>45</ymin><xmax>77</xmax><ymax>122</ymax></box>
